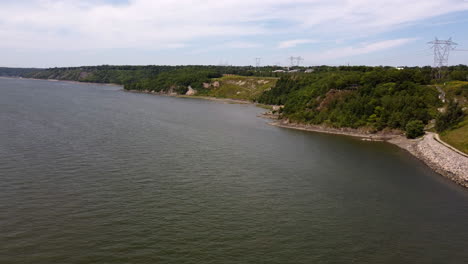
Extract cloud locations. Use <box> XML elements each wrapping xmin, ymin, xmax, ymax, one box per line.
<box><xmin>225</xmin><ymin>41</ymin><xmax>262</xmax><ymax>49</ymax></box>
<box><xmin>277</xmin><ymin>39</ymin><xmax>316</xmax><ymax>49</ymax></box>
<box><xmin>0</xmin><ymin>0</ymin><xmax>467</xmax><ymax>55</ymax></box>
<box><xmin>307</xmin><ymin>38</ymin><xmax>417</xmax><ymax>63</ymax></box>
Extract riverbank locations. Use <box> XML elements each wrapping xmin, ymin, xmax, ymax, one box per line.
<box><xmin>127</xmin><ymin>89</ymin><xmax>468</xmax><ymax>189</ymax></box>
<box><xmin>0</xmin><ymin>76</ymin><xmax>123</xmax><ymax>87</ymax></box>
<box><xmin>5</xmin><ymin>78</ymin><xmax>466</xmax><ymax>189</ymax></box>
<box><xmin>390</xmin><ymin>133</ymin><xmax>468</xmax><ymax>188</ymax></box>
<box><xmin>125</xmin><ymin>89</ymin><xmax>258</xmax><ymax>105</ymax></box>
<box><xmin>269</xmin><ymin>119</ymin><xmax>402</xmax><ymax>141</ymax></box>
<box><xmin>269</xmin><ymin>119</ymin><xmax>468</xmax><ymax>189</ymax></box>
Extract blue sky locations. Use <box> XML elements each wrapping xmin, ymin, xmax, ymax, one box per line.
<box><xmin>1</xmin><ymin>0</ymin><xmax>468</xmax><ymax>68</ymax></box>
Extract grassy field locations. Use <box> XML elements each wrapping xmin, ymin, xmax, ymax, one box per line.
<box><xmin>201</xmin><ymin>75</ymin><xmax>278</xmax><ymax>101</ymax></box>
<box><xmin>440</xmin><ymin>116</ymin><xmax>468</xmax><ymax>154</ymax></box>
<box><xmin>436</xmin><ymin>81</ymin><xmax>468</xmax><ymax>154</ymax></box>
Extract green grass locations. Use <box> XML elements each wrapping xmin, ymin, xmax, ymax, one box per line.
<box><xmin>436</xmin><ymin>81</ymin><xmax>468</xmax><ymax>154</ymax></box>
<box><xmin>440</xmin><ymin>116</ymin><xmax>468</xmax><ymax>154</ymax></box>
<box><xmin>439</xmin><ymin>81</ymin><xmax>468</xmax><ymax>106</ymax></box>
<box><xmin>201</xmin><ymin>75</ymin><xmax>278</xmax><ymax>101</ymax></box>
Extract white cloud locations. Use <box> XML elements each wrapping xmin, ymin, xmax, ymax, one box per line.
<box><xmin>277</xmin><ymin>39</ymin><xmax>316</xmax><ymax>49</ymax></box>
<box><xmin>0</xmin><ymin>0</ymin><xmax>467</xmax><ymax>54</ymax></box>
<box><xmin>307</xmin><ymin>38</ymin><xmax>417</xmax><ymax>63</ymax></box>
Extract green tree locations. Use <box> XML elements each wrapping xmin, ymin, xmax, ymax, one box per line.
<box><xmin>435</xmin><ymin>100</ymin><xmax>465</xmax><ymax>132</ymax></box>
<box><xmin>405</xmin><ymin>120</ymin><xmax>425</xmax><ymax>139</ymax></box>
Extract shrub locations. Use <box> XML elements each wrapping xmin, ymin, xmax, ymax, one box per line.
<box><xmin>435</xmin><ymin>100</ymin><xmax>465</xmax><ymax>132</ymax></box>
<box><xmin>405</xmin><ymin>120</ymin><xmax>425</xmax><ymax>139</ymax></box>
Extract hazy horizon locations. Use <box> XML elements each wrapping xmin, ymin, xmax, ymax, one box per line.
<box><xmin>0</xmin><ymin>63</ymin><xmax>453</xmax><ymax>69</ymax></box>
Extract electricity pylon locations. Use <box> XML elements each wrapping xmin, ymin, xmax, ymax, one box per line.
<box><xmin>428</xmin><ymin>37</ymin><xmax>457</xmax><ymax>80</ymax></box>
<box><xmin>255</xmin><ymin>57</ymin><xmax>261</xmax><ymax>68</ymax></box>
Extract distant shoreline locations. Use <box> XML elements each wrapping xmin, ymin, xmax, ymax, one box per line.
<box><xmin>124</xmin><ymin>89</ymin><xmax>257</xmax><ymax>105</ymax></box>
<box><xmin>0</xmin><ymin>76</ymin><xmax>123</xmax><ymax>87</ymax></box>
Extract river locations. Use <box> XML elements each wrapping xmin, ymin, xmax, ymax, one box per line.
<box><xmin>1</xmin><ymin>78</ymin><xmax>467</xmax><ymax>263</ymax></box>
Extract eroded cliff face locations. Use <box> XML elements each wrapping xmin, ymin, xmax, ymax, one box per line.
<box><xmin>185</xmin><ymin>86</ymin><xmax>197</xmax><ymax>96</ymax></box>
<box><xmin>200</xmin><ymin>76</ymin><xmax>277</xmax><ymax>101</ymax></box>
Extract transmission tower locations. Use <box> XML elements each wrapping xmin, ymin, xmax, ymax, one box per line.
<box><xmin>288</xmin><ymin>56</ymin><xmax>304</xmax><ymax>67</ymax></box>
<box><xmin>428</xmin><ymin>37</ymin><xmax>457</xmax><ymax>79</ymax></box>
<box><xmin>289</xmin><ymin>56</ymin><xmax>295</xmax><ymax>67</ymax></box>
<box><xmin>296</xmin><ymin>56</ymin><xmax>304</xmax><ymax>66</ymax></box>
<box><xmin>255</xmin><ymin>57</ymin><xmax>261</xmax><ymax>68</ymax></box>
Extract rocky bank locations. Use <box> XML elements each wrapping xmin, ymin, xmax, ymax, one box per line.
<box><xmin>269</xmin><ymin>119</ymin><xmax>468</xmax><ymax>189</ymax></box>
<box><xmin>390</xmin><ymin>132</ymin><xmax>468</xmax><ymax>188</ymax></box>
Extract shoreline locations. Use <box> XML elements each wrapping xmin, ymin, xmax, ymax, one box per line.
<box><xmin>268</xmin><ymin>120</ymin><xmax>401</xmax><ymax>141</ymax></box>
<box><xmin>0</xmin><ymin>76</ymin><xmax>123</xmax><ymax>87</ymax></box>
<box><xmin>124</xmin><ymin>89</ymin><xmax>257</xmax><ymax>105</ymax></box>
<box><xmin>389</xmin><ymin>134</ymin><xmax>468</xmax><ymax>188</ymax></box>
<box><xmin>3</xmin><ymin>78</ymin><xmax>466</xmax><ymax>189</ymax></box>
<box><xmin>269</xmin><ymin>119</ymin><xmax>468</xmax><ymax>189</ymax></box>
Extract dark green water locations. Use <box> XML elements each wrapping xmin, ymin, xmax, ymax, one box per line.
<box><xmin>1</xmin><ymin>78</ymin><xmax>467</xmax><ymax>264</ymax></box>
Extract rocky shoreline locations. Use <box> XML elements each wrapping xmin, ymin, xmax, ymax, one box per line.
<box><xmin>269</xmin><ymin>119</ymin><xmax>402</xmax><ymax>141</ymax></box>
<box><xmin>390</xmin><ymin>133</ymin><xmax>468</xmax><ymax>188</ymax></box>
<box><xmin>269</xmin><ymin>119</ymin><xmax>468</xmax><ymax>189</ymax></box>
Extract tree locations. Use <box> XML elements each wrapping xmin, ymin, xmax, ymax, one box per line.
<box><xmin>435</xmin><ymin>100</ymin><xmax>465</xmax><ymax>132</ymax></box>
<box><xmin>405</xmin><ymin>120</ymin><xmax>425</xmax><ymax>139</ymax></box>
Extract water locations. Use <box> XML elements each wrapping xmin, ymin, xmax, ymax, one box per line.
<box><xmin>1</xmin><ymin>78</ymin><xmax>467</xmax><ymax>264</ymax></box>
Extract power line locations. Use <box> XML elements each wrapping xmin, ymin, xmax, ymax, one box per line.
<box><xmin>428</xmin><ymin>37</ymin><xmax>457</xmax><ymax>79</ymax></box>
<box><xmin>255</xmin><ymin>57</ymin><xmax>261</xmax><ymax>68</ymax></box>
<box><xmin>288</xmin><ymin>56</ymin><xmax>304</xmax><ymax>67</ymax></box>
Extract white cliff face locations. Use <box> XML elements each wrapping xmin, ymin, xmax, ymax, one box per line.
<box><xmin>185</xmin><ymin>85</ymin><xmax>197</xmax><ymax>96</ymax></box>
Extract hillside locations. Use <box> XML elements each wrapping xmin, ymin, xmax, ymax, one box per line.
<box><xmin>258</xmin><ymin>66</ymin><xmax>467</xmax><ymax>147</ymax></box>
<box><xmin>258</xmin><ymin>68</ymin><xmax>440</xmax><ymax>129</ymax></box>
<box><xmin>438</xmin><ymin>81</ymin><xmax>468</xmax><ymax>154</ymax></box>
<box><xmin>0</xmin><ymin>67</ymin><xmax>42</xmax><ymax>77</ymax></box>
<box><xmin>198</xmin><ymin>75</ymin><xmax>278</xmax><ymax>101</ymax></box>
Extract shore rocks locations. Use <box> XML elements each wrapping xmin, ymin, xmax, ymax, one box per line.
<box><xmin>270</xmin><ymin>120</ymin><xmax>467</xmax><ymax>189</ymax></box>
<box><xmin>413</xmin><ymin>133</ymin><xmax>468</xmax><ymax>188</ymax></box>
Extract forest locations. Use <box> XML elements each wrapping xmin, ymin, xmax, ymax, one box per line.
<box><xmin>258</xmin><ymin>65</ymin><xmax>468</xmax><ymax>137</ymax></box>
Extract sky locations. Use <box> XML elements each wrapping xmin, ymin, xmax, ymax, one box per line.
<box><xmin>1</xmin><ymin>0</ymin><xmax>468</xmax><ymax>68</ymax></box>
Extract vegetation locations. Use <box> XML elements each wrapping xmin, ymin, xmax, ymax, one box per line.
<box><xmin>0</xmin><ymin>67</ymin><xmax>42</xmax><ymax>76</ymax></box>
<box><xmin>123</xmin><ymin>67</ymin><xmax>222</xmax><ymax>94</ymax></box>
<box><xmin>258</xmin><ymin>67</ymin><xmax>441</xmax><ymax>134</ymax></box>
<box><xmin>1</xmin><ymin>64</ymin><xmax>467</xmax><ymax>145</ymax></box>
<box><xmin>0</xmin><ymin>65</ymin><xmax>282</xmax><ymax>94</ymax></box>
<box><xmin>198</xmin><ymin>75</ymin><xmax>278</xmax><ymax>101</ymax></box>
<box><xmin>440</xmin><ymin>81</ymin><xmax>468</xmax><ymax>107</ymax></box>
<box><xmin>435</xmin><ymin>100</ymin><xmax>465</xmax><ymax>132</ymax></box>
<box><xmin>440</xmin><ymin>116</ymin><xmax>468</xmax><ymax>154</ymax></box>
<box><xmin>405</xmin><ymin>120</ymin><xmax>425</xmax><ymax>139</ymax></box>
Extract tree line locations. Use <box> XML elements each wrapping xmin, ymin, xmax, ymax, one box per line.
<box><xmin>258</xmin><ymin>66</ymin><xmax>467</xmax><ymax>137</ymax></box>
